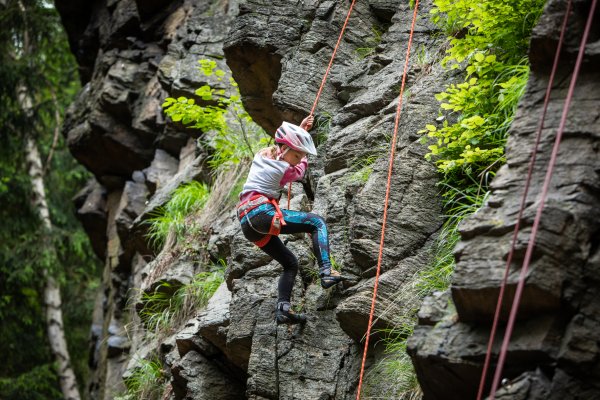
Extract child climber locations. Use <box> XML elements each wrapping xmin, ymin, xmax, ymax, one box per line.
<box><xmin>237</xmin><ymin>115</ymin><xmax>344</xmax><ymax>324</ymax></box>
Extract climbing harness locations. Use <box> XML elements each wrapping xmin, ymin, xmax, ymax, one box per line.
<box><xmin>286</xmin><ymin>0</ymin><xmax>358</xmax><ymax>210</ymax></box>
<box><xmin>475</xmin><ymin>1</ymin><xmax>573</xmax><ymax>398</ymax></box>
<box><xmin>482</xmin><ymin>0</ymin><xmax>597</xmax><ymax>398</ymax></box>
<box><xmin>355</xmin><ymin>2</ymin><xmax>420</xmax><ymax>399</ymax></box>
<box><xmin>237</xmin><ymin>194</ymin><xmax>286</xmax><ymax>247</ymax></box>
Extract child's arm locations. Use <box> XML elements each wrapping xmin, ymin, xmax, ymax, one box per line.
<box><xmin>300</xmin><ymin>115</ymin><xmax>314</xmax><ymax>131</ymax></box>
<box><xmin>280</xmin><ymin>157</ymin><xmax>308</xmax><ymax>186</ymax></box>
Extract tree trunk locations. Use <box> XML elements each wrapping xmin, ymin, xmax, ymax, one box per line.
<box><xmin>21</xmin><ymin>90</ymin><xmax>82</xmax><ymax>400</ymax></box>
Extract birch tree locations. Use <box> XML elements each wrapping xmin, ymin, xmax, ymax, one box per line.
<box><xmin>0</xmin><ymin>1</ymin><xmax>97</xmax><ymax>398</ymax></box>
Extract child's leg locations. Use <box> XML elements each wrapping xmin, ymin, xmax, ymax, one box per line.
<box><xmin>259</xmin><ymin>236</ymin><xmax>307</xmax><ymax>324</ymax></box>
<box><xmin>280</xmin><ymin>209</ymin><xmax>332</xmax><ymax>272</ymax></box>
<box><xmin>260</xmin><ymin>235</ymin><xmax>298</xmax><ymax>303</ymax></box>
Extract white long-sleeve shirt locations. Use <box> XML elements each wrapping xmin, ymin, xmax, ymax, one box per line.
<box><xmin>239</xmin><ymin>147</ymin><xmax>307</xmax><ymax>201</ymax></box>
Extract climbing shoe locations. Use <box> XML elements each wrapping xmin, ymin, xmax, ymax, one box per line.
<box><xmin>275</xmin><ymin>302</ymin><xmax>307</xmax><ymax>325</ymax></box>
<box><xmin>320</xmin><ymin>267</ymin><xmax>345</xmax><ymax>289</ymax></box>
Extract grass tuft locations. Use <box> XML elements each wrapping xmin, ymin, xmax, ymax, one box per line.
<box><xmin>114</xmin><ymin>357</ymin><xmax>166</xmax><ymax>400</ymax></box>
<box><xmin>145</xmin><ymin>181</ymin><xmax>210</xmax><ymax>251</ymax></box>
<box><xmin>137</xmin><ymin>263</ymin><xmax>226</xmax><ymax>336</ymax></box>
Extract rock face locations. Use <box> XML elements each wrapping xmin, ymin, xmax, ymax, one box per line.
<box><xmin>408</xmin><ymin>0</ymin><xmax>600</xmax><ymax>399</ymax></box>
<box><xmin>56</xmin><ymin>0</ymin><xmax>599</xmax><ymax>399</ymax></box>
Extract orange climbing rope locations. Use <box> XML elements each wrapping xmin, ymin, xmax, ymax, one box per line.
<box><xmin>287</xmin><ymin>0</ymin><xmax>358</xmax><ymax>209</ymax></box>
<box><xmin>356</xmin><ymin>2</ymin><xmax>420</xmax><ymax>399</ymax></box>
<box><xmin>488</xmin><ymin>0</ymin><xmax>596</xmax><ymax>397</ymax></box>
<box><xmin>475</xmin><ymin>1</ymin><xmax>573</xmax><ymax>398</ymax></box>
<box><xmin>309</xmin><ymin>0</ymin><xmax>358</xmax><ymax>118</ymax></box>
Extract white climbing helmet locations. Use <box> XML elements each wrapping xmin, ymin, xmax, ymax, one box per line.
<box><xmin>275</xmin><ymin>121</ymin><xmax>317</xmax><ymax>156</ymax></box>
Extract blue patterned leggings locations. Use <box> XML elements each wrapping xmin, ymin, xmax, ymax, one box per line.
<box><xmin>239</xmin><ymin>204</ymin><xmax>332</xmax><ymax>302</ymax></box>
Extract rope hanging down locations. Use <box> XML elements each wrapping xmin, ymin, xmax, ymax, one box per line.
<box><xmin>356</xmin><ymin>2</ymin><xmax>420</xmax><ymax>399</ymax></box>
<box><xmin>286</xmin><ymin>0</ymin><xmax>358</xmax><ymax>209</ymax></box>
<box><xmin>488</xmin><ymin>0</ymin><xmax>597</xmax><ymax>397</ymax></box>
<box><xmin>475</xmin><ymin>1</ymin><xmax>573</xmax><ymax>398</ymax></box>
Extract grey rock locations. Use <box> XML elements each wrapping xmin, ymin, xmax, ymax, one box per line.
<box><xmin>368</xmin><ymin>0</ymin><xmax>402</xmax><ymax>22</ymax></box>
<box><xmin>196</xmin><ymin>283</ymin><xmax>232</xmax><ymax>357</ymax></box>
<box><xmin>336</xmin><ymin>252</ymin><xmax>432</xmax><ymax>342</ymax></box>
<box><xmin>107</xmin><ymin>335</ymin><xmax>131</xmax><ymax>358</ymax></box>
<box><xmin>115</xmin><ymin>179</ymin><xmax>149</xmax><ymax>264</ymax></box>
<box><xmin>73</xmin><ymin>178</ymin><xmax>108</xmax><ymax>260</ymax></box>
<box><xmin>122</xmin><ymin>339</ymin><xmax>157</xmax><ymax>378</ymax></box>
<box><xmin>410</xmin><ymin>1</ymin><xmax>600</xmax><ymax>398</ymax></box>
<box><xmin>141</xmin><ymin>258</ymin><xmax>195</xmax><ymax>294</ymax></box>
<box><xmin>143</xmin><ymin>148</ymin><xmax>179</xmax><ymax>194</ymax></box>
<box><xmin>103</xmin><ymin>0</ymin><xmax>140</xmax><ymax>47</ymax></box>
<box><xmin>225</xmin><ymin>228</ymin><xmax>273</xmax><ymax>290</ymax></box>
<box><xmin>408</xmin><ymin>303</ymin><xmax>563</xmax><ymax>400</ymax></box>
<box><xmin>417</xmin><ymin>290</ymin><xmax>449</xmax><ymax>326</ymax></box>
<box><xmin>226</xmin><ymin>263</ymin><xmax>281</xmax><ymax>370</ymax></box>
<box><xmin>136</xmin><ymin>154</ymin><xmax>209</xmax><ymax>224</ymax></box>
<box><xmin>171</xmin><ymin>350</ymin><xmax>245</xmax><ymax>400</ymax></box>
<box><xmin>492</xmin><ymin>369</ymin><xmax>551</xmax><ymax>400</ymax></box>
<box><xmin>130</xmin><ymin>154</ymin><xmax>209</xmax><ymax>257</ymax></box>
<box><xmin>132</xmin><ymin>76</ymin><xmax>166</xmax><ymax>138</ymax></box>
<box><xmin>134</xmin><ymin>0</ymin><xmax>173</xmax><ymax>22</ymax></box>
<box><xmin>177</xmin><ymin>137</ymin><xmax>198</xmax><ymax>174</ymax></box>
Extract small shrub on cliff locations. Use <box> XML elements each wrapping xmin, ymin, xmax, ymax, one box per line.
<box><xmin>162</xmin><ymin>59</ymin><xmax>270</xmax><ymax>171</ymax></box>
<box><xmin>177</xmin><ymin>263</ymin><xmax>225</xmax><ymax>314</ymax></box>
<box><xmin>355</xmin><ymin>24</ymin><xmax>386</xmax><ymax>59</ymax></box>
<box><xmin>417</xmin><ymin>185</ymin><xmax>489</xmax><ymax>295</ymax></box>
<box><xmin>420</xmin><ymin>0</ymin><xmax>545</xmax><ymax>187</ymax></box>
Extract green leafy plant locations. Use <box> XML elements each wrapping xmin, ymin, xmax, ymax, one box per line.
<box><xmin>182</xmin><ymin>263</ymin><xmax>226</xmax><ymax>310</ymax></box>
<box><xmin>146</xmin><ymin>181</ymin><xmax>211</xmax><ymax>250</ymax></box>
<box><xmin>420</xmin><ymin>56</ymin><xmax>529</xmax><ymax>183</ymax></box>
<box><xmin>0</xmin><ymin>363</ymin><xmax>63</xmax><ymax>400</ymax></box>
<box><xmin>363</xmin><ymin>328</ymin><xmax>422</xmax><ymax>400</ymax></box>
<box><xmin>420</xmin><ymin>0</ymin><xmax>545</xmax><ymax>187</ymax></box>
<box><xmin>162</xmin><ymin>59</ymin><xmax>270</xmax><ymax>171</ymax></box>
<box><xmin>363</xmin><ymin>285</ymin><xmax>423</xmax><ymax>399</ymax></box>
<box><xmin>138</xmin><ymin>283</ymin><xmax>178</xmax><ymax>334</ymax></box>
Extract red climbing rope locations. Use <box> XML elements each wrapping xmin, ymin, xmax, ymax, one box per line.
<box><xmin>356</xmin><ymin>2</ymin><xmax>420</xmax><ymax>399</ymax></box>
<box><xmin>488</xmin><ymin>0</ymin><xmax>597</xmax><ymax>397</ymax></box>
<box><xmin>475</xmin><ymin>1</ymin><xmax>573</xmax><ymax>398</ymax></box>
<box><xmin>287</xmin><ymin>0</ymin><xmax>358</xmax><ymax>210</ymax></box>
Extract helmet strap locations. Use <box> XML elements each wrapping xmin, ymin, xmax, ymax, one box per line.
<box><xmin>277</xmin><ymin>146</ymin><xmax>289</xmax><ymax>161</ymax></box>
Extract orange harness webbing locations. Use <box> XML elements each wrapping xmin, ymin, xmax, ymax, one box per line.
<box><xmin>237</xmin><ymin>194</ymin><xmax>286</xmax><ymax>247</ymax></box>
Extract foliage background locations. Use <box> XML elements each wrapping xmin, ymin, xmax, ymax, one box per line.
<box><xmin>0</xmin><ymin>1</ymin><xmax>101</xmax><ymax>398</ymax></box>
